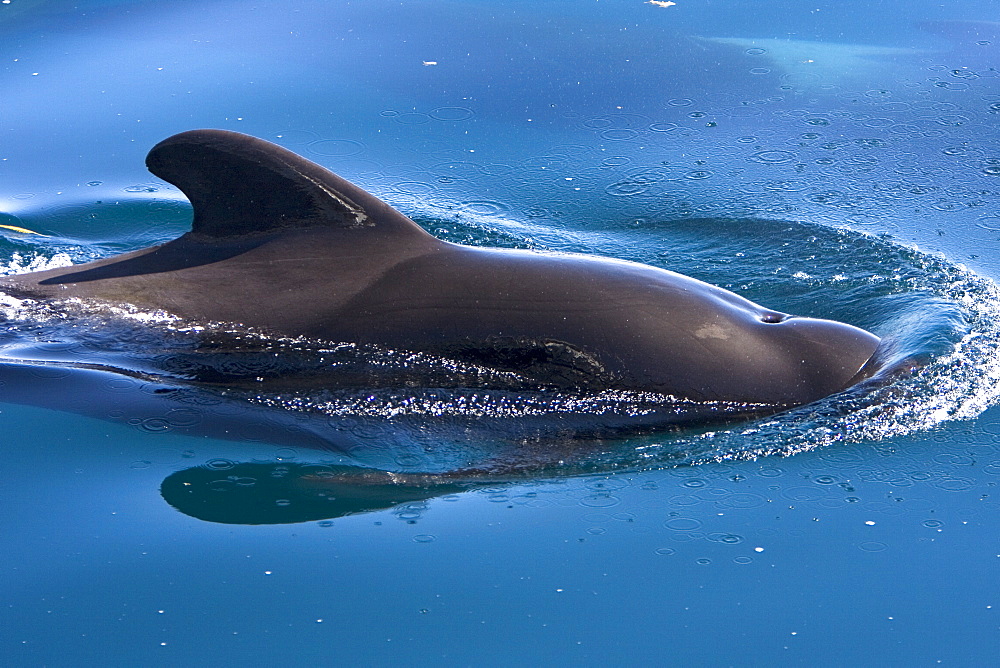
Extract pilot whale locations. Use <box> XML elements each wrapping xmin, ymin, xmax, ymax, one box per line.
<box><xmin>0</xmin><ymin>129</ymin><xmax>880</xmax><ymax>408</ymax></box>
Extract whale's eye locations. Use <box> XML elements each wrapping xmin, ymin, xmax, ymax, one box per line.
<box><xmin>760</xmin><ymin>312</ymin><xmax>787</xmax><ymax>324</ymax></box>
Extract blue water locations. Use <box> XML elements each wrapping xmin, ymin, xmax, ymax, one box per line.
<box><xmin>3</xmin><ymin>0</ymin><xmax>1000</xmax><ymax>664</ymax></box>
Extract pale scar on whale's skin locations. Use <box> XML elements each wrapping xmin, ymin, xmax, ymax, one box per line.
<box><xmin>0</xmin><ymin>129</ymin><xmax>881</xmax><ymax>410</ymax></box>
<box><xmin>694</xmin><ymin>324</ymin><xmax>731</xmax><ymax>340</ymax></box>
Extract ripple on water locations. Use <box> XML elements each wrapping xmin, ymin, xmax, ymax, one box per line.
<box><xmin>717</xmin><ymin>493</ymin><xmax>767</xmax><ymax>509</ymax></box>
<box><xmin>750</xmin><ymin>150</ymin><xmax>798</xmax><ymax>164</ymax></box>
<box><xmin>393</xmin><ymin>112</ymin><xmax>432</xmax><ymax>125</ymax></box>
<box><xmin>600</xmin><ymin>129</ymin><xmax>640</xmax><ymax>141</ymax></box>
<box><xmin>273</xmin><ymin>129</ymin><xmax>320</xmax><ymax>145</ymax></box>
<box><xmin>664</xmin><ymin>517</ymin><xmax>702</xmax><ymax>531</ymax></box>
<box><xmin>308</xmin><ymin>139</ymin><xmax>365</xmax><ymax>157</ymax></box>
<box><xmin>601</xmin><ymin>156</ymin><xmax>632</xmax><ymax>167</ymax></box>
<box><xmin>459</xmin><ymin>200</ymin><xmax>508</xmax><ymax>216</ymax></box>
<box><xmin>579</xmin><ymin>217</ymin><xmax>1000</xmax><ymax>469</ymax></box>
<box><xmin>429</xmin><ymin>107</ymin><xmax>475</xmax><ymax>122</ymax></box>
<box><xmin>580</xmin><ymin>494</ymin><xmax>621</xmax><ymax>508</ymax></box>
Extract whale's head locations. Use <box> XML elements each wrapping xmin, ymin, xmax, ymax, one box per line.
<box><xmin>738</xmin><ymin>310</ymin><xmax>881</xmax><ymax>405</ymax></box>
<box><xmin>638</xmin><ymin>278</ymin><xmax>882</xmax><ymax>407</ymax></box>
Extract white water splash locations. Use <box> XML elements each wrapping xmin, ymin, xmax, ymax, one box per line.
<box><xmin>0</xmin><ymin>251</ymin><xmax>74</xmax><ymax>276</ymax></box>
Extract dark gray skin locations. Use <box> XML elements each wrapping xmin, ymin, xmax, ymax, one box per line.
<box><xmin>0</xmin><ymin>129</ymin><xmax>880</xmax><ymax>406</ymax></box>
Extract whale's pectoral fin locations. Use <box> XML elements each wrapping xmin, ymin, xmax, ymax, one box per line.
<box><xmin>145</xmin><ymin>129</ymin><xmax>429</xmax><ymax>240</ymax></box>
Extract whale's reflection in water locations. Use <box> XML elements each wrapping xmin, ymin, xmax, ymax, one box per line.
<box><xmin>161</xmin><ymin>461</ymin><xmax>477</xmax><ymax>525</ymax></box>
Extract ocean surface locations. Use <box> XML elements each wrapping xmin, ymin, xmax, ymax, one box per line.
<box><xmin>2</xmin><ymin>0</ymin><xmax>1000</xmax><ymax>664</ymax></box>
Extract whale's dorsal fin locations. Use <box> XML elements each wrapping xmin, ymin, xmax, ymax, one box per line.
<box><xmin>146</xmin><ymin>129</ymin><xmax>427</xmax><ymax>239</ymax></box>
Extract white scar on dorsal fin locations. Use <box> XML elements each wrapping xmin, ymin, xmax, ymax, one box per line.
<box><xmin>278</xmin><ymin>156</ymin><xmax>371</xmax><ymax>228</ymax></box>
